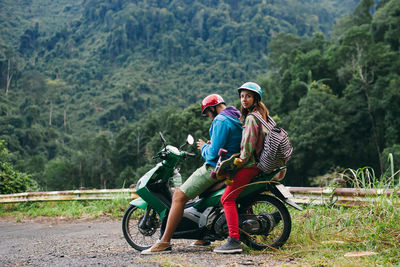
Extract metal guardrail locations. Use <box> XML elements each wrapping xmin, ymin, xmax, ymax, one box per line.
<box><xmin>287</xmin><ymin>187</ymin><xmax>400</xmax><ymax>206</ymax></box>
<box><xmin>0</xmin><ymin>187</ymin><xmax>399</xmax><ymax>205</ymax></box>
<box><xmin>0</xmin><ymin>189</ymin><xmax>138</xmax><ymax>203</ymax></box>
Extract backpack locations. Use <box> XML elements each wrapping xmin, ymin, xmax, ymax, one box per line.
<box><xmin>249</xmin><ymin>112</ymin><xmax>293</xmax><ymax>174</ymax></box>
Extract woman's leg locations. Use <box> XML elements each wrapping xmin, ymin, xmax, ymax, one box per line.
<box><xmin>221</xmin><ymin>166</ymin><xmax>260</xmax><ymax>240</ymax></box>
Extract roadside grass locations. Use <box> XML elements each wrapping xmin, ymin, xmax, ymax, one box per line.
<box><xmin>277</xmin><ymin>200</ymin><xmax>400</xmax><ymax>266</ymax></box>
<box><xmin>262</xmin><ymin>166</ymin><xmax>400</xmax><ymax>266</ymax></box>
<box><xmin>0</xmin><ymin>197</ymin><xmax>130</xmax><ymax>220</ymax></box>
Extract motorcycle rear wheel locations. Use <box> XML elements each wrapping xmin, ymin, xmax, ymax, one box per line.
<box><xmin>240</xmin><ymin>194</ymin><xmax>291</xmax><ymax>250</ymax></box>
<box><xmin>122</xmin><ymin>205</ymin><xmax>161</xmax><ymax>251</ymax></box>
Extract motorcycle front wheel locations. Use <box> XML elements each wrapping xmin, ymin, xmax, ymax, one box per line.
<box><xmin>240</xmin><ymin>194</ymin><xmax>291</xmax><ymax>250</ymax></box>
<box><xmin>122</xmin><ymin>205</ymin><xmax>161</xmax><ymax>251</ymax></box>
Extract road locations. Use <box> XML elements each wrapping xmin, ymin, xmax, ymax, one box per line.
<box><xmin>0</xmin><ymin>217</ymin><xmax>296</xmax><ymax>266</ymax></box>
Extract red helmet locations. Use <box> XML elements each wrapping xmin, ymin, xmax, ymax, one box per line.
<box><xmin>201</xmin><ymin>94</ymin><xmax>225</xmax><ymax>116</ymax></box>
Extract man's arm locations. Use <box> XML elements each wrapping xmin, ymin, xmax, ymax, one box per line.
<box><xmin>201</xmin><ymin>118</ymin><xmax>228</xmax><ymax>162</ymax></box>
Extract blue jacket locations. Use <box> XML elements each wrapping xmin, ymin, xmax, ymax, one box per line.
<box><xmin>201</xmin><ymin>106</ymin><xmax>242</xmax><ymax>167</ymax></box>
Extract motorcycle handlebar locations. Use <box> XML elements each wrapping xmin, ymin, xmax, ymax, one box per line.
<box><xmin>153</xmin><ymin>151</ymin><xmax>194</xmax><ymax>160</ymax></box>
<box><xmin>184</xmin><ymin>152</ymin><xmax>196</xmax><ymax>158</ymax></box>
<box><xmin>153</xmin><ymin>151</ymin><xmax>168</xmax><ymax>160</ymax></box>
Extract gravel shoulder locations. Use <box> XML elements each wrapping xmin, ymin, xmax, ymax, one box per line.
<box><xmin>0</xmin><ymin>217</ymin><xmax>297</xmax><ymax>266</ymax></box>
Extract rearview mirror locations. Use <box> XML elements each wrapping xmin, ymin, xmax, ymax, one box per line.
<box><xmin>186</xmin><ymin>134</ymin><xmax>194</xmax><ymax>145</ymax></box>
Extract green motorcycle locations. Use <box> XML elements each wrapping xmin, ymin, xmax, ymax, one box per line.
<box><xmin>122</xmin><ymin>132</ymin><xmax>302</xmax><ymax>251</ymax></box>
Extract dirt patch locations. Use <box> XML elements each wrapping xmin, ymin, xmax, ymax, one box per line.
<box><xmin>0</xmin><ymin>217</ymin><xmax>298</xmax><ymax>266</ymax></box>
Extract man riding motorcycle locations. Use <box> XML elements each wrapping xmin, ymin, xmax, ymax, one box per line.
<box><xmin>142</xmin><ymin>94</ymin><xmax>242</xmax><ymax>254</ymax></box>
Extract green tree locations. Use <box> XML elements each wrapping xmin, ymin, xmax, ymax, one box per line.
<box><xmin>0</xmin><ymin>140</ymin><xmax>37</xmax><ymax>194</ymax></box>
<box><xmin>20</xmin><ymin>70</ymin><xmax>48</xmax><ymax>105</ymax></box>
<box><xmin>45</xmin><ymin>78</ymin><xmax>66</xmax><ymax>126</ymax></box>
<box><xmin>43</xmin><ymin>157</ymin><xmax>76</xmax><ymax>190</ymax></box>
<box><xmin>287</xmin><ymin>83</ymin><xmax>345</xmax><ymax>185</ymax></box>
<box><xmin>371</xmin><ymin>0</ymin><xmax>400</xmax><ymax>51</ymax></box>
<box><xmin>89</xmin><ymin>132</ymin><xmax>113</xmax><ymax>189</ymax></box>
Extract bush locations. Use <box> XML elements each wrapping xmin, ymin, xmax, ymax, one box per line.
<box><xmin>0</xmin><ymin>140</ymin><xmax>38</xmax><ymax>194</ymax></box>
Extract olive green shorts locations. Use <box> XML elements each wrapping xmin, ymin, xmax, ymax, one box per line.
<box><xmin>180</xmin><ymin>163</ymin><xmax>216</xmax><ymax>199</ymax></box>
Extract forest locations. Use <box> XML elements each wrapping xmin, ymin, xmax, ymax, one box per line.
<box><xmin>1</xmin><ymin>0</ymin><xmax>400</xmax><ymax>193</ymax></box>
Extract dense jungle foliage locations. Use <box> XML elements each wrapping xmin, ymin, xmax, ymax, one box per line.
<box><xmin>1</xmin><ymin>0</ymin><xmax>399</xmax><ymax>192</ymax></box>
<box><xmin>0</xmin><ymin>140</ymin><xmax>38</xmax><ymax>194</ymax></box>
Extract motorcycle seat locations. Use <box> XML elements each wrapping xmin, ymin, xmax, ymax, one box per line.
<box><xmin>198</xmin><ymin>180</ymin><xmax>226</xmax><ymax>199</ymax></box>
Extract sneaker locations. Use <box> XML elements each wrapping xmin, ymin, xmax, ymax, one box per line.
<box><xmin>190</xmin><ymin>240</ymin><xmax>211</xmax><ymax>247</ymax></box>
<box><xmin>141</xmin><ymin>240</ymin><xmax>172</xmax><ymax>255</ymax></box>
<box><xmin>213</xmin><ymin>237</ymin><xmax>242</xmax><ymax>254</ymax></box>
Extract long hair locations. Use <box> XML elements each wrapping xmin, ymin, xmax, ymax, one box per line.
<box><xmin>240</xmin><ymin>99</ymin><xmax>269</xmax><ymax>122</ymax></box>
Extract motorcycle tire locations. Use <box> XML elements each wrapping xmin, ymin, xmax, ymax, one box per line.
<box><xmin>122</xmin><ymin>205</ymin><xmax>161</xmax><ymax>251</ymax></box>
<box><xmin>239</xmin><ymin>194</ymin><xmax>291</xmax><ymax>250</ymax></box>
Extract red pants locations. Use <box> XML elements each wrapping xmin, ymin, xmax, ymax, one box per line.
<box><xmin>221</xmin><ymin>165</ymin><xmax>260</xmax><ymax>240</ymax></box>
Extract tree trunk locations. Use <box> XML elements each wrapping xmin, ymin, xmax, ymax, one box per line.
<box><xmin>5</xmin><ymin>58</ymin><xmax>13</xmax><ymax>96</ymax></box>
<box><xmin>100</xmin><ymin>173</ymin><xmax>104</xmax><ymax>189</ymax></box>
<box><xmin>49</xmin><ymin>101</ymin><xmax>53</xmax><ymax>126</ymax></box>
<box><xmin>64</xmin><ymin>108</ymin><xmax>67</xmax><ymax>127</ymax></box>
<box><xmin>354</xmin><ymin>45</ymin><xmax>383</xmax><ymax>174</ymax></box>
<box><xmin>360</xmin><ymin>72</ymin><xmax>383</xmax><ymax>174</ymax></box>
<box><xmin>79</xmin><ymin>162</ymin><xmax>83</xmax><ymax>188</ymax></box>
<box><xmin>136</xmin><ymin>129</ymin><xmax>143</xmax><ymax>166</ymax></box>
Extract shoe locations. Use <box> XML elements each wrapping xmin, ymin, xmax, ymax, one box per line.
<box><xmin>141</xmin><ymin>240</ymin><xmax>172</xmax><ymax>255</ymax></box>
<box><xmin>190</xmin><ymin>240</ymin><xmax>211</xmax><ymax>247</ymax></box>
<box><xmin>213</xmin><ymin>237</ymin><xmax>242</xmax><ymax>254</ymax></box>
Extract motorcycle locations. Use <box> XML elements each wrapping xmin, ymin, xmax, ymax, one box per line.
<box><xmin>122</xmin><ymin>132</ymin><xmax>302</xmax><ymax>251</ymax></box>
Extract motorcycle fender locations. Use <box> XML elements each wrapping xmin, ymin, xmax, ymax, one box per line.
<box><xmin>274</xmin><ymin>184</ymin><xmax>303</xmax><ymax>211</ymax></box>
<box><xmin>129</xmin><ymin>198</ymin><xmax>167</xmax><ymax>220</ymax></box>
<box><xmin>129</xmin><ymin>197</ymin><xmax>148</xmax><ymax>210</ymax></box>
<box><xmin>283</xmin><ymin>198</ymin><xmax>303</xmax><ymax>211</ymax></box>
<box><xmin>275</xmin><ymin>184</ymin><xmax>293</xmax><ymax>199</ymax></box>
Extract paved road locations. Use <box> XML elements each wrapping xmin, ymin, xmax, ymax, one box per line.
<box><xmin>0</xmin><ymin>218</ymin><xmax>295</xmax><ymax>266</ymax></box>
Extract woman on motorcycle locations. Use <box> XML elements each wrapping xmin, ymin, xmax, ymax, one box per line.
<box><xmin>214</xmin><ymin>82</ymin><xmax>270</xmax><ymax>254</ymax></box>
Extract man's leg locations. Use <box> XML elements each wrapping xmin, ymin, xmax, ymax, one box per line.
<box><xmin>160</xmin><ymin>189</ymin><xmax>189</xmax><ymax>242</ymax></box>
<box><xmin>141</xmin><ymin>189</ymin><xmax>190</xmax><ymax>254</ymax></box>
<box><xmin>141</xmin><ymin>164</ymin><xmax>215</xmax><ymax>254</ymax></box>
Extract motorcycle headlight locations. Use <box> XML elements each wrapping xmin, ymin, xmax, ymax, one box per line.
<box><xmin>166</xmin><ymin>145</ymin><xmax>180</xmax><ymax>155</ymax></box>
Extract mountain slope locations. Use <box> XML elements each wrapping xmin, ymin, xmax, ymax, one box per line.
<box><xmin>3</xmin><ymin>0</ymin><xmax>359</xmax><ymax>134</ymax></box>
<box><xmin>0</xmin><ymin>0</ymin><xmax>363</xmax><ymax>189</ymax></box>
